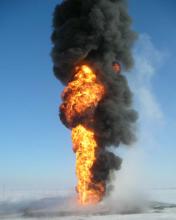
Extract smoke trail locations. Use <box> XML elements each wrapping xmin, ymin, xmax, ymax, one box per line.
<box><xmin>51</xmin><ymin>0</ymin><xmax>138</xmax><ymax>199</ymax></box>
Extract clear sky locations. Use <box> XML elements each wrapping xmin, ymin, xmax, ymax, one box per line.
<box><xmin>0</xmin><ymin>0</ymin><xmax>175</xmax><ymax>191</ymax></box>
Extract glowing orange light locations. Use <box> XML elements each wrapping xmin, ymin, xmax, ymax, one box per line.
<box><xmin>62</xmin><ymin>65</ymin><xmax>105</xmax><ymax>205</ymax></box>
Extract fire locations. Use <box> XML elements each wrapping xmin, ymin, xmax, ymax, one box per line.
<box><xmin>61</xmin><ymin>65</ymin><xmax>105</xmax><ymax>205</ymax></box>
<box><xmin>72</xmin><ymin>125</ymin><xmax>105</xmax><ymax>204</ymax></box>
<box><xmin>61</xmin><ymin>65</ymin><xmax>105</xmax><ymax>126</ymax></box>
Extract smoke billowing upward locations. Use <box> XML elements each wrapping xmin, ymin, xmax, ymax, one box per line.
<box><xmin>51</xmin><ymin>0</ymin><xmax>138</xmax><ymax>204</ymax></box>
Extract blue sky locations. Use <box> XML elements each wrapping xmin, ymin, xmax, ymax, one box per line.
<box><xmin>0</xmin><ymin>0</ymin><xmax>175</xmax><ymax>191</ymax></box>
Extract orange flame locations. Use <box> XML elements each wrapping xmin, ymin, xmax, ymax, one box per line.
<box><xmin>61</xmin><ymin>65</ymin><xmax>105</xmax><ymax>205</ymax></box>
<box><xmin>61</xmin><ymin>65</ymin><xmax>105</xmax><ymax>126</ymax></box>
<box><xmin>72</xmin><ymin>125</ymin><xmax>105</xmax><ymax>204</ymax></box>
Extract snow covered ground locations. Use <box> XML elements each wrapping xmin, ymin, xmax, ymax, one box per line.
<box><xmin>149</xmin><ymin>188</ymin><xmax>176</xmax><ymax>204</ymax></box>
<box><xmin>0</xmin><ymin>189</ymin><xmax>176</xmax><ymax>220</ymax></box>
<box><xmin>3</xmin><ymin>213</ymin><xmax>176</xmax><ymax>220</ymax></box>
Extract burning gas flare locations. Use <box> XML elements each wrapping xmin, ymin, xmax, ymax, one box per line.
<box><xmin>60</xmin><ymin>65</ymin><xmax>105</xmax><ymax>126</ymax></box>
<box><xmin>72</xmin><ymin>125</ymin><xmax>105</xmax><ymax>204</ymax></box>
<box><xmin>52</xmin><ymin>0</ymin><xmax>138</xmax><ymax>208</ymax></box>
<box><xmin>61</xmin><ymin>65</ymin><xmax>105</xmax><ymax>204</ymax></box>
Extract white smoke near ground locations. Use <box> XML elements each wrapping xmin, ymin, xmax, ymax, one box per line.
<box><xmin>105</xmin><ymin>34</ymin><xmax>168</xmax><ymax>212</ymax></box>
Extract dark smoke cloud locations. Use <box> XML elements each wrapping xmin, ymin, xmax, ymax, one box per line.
<box><xmin>51</xmin><ymin>0</ymin><xmax>138</xmax><ymax>197</ymax></box>
<box><xmin>51</xmin><ymin>0</ymin><xmax>137</xmax><ymax>84</ymax></box>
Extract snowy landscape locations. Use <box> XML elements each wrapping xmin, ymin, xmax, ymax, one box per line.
<box><xmin>0</xmin><ymin>188</ymin><xmax>176</xmax><ymax>220</ymax></box>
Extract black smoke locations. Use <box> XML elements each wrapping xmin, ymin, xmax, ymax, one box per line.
<box><xmin>51</xmin><ymin>0</ymin><xmax>138</xmax><ymax>198</ymax></box>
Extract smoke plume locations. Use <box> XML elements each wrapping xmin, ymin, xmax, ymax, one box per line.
<box><xmin>51</xmin><ymin>0</ymin><xmax>138</xmax><ymax>201</ymax></box>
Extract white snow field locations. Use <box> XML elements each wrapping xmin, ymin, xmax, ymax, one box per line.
<box><xmin>0</xmin><ymin>189</ymin><xmax>176</xmax><ymax>220</ymax></box>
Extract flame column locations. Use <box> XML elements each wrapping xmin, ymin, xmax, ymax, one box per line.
<box><xmin>60</xmin><ymin>65</ymin><xmax>105</xmax><ymax>205</ymax></box>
